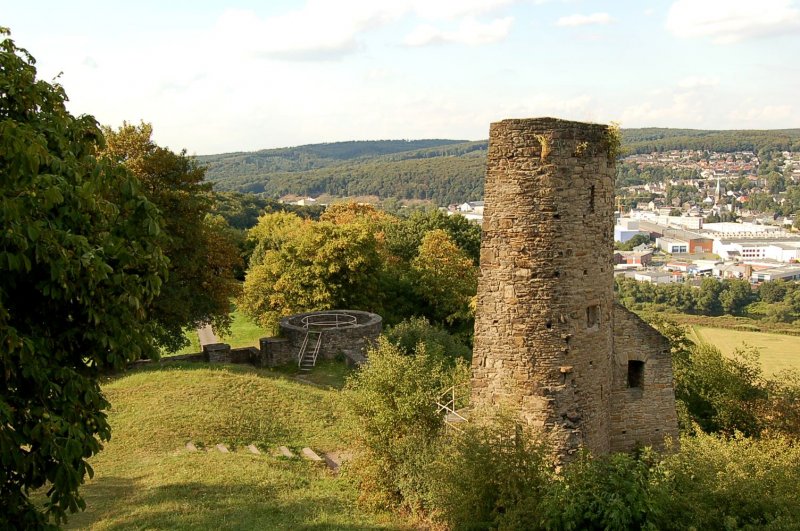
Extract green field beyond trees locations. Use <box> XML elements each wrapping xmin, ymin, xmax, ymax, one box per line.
<box><xmin>690</xmin><ymin>326</ymin><xmax>800</xmax><ymax>376</ymax></box>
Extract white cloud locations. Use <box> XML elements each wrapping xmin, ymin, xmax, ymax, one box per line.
<box><xmin>212</xmin><ymin>1</ymin><xmax>522</xmax><ymax>59</ymax></box>
<box><xmin>730</xmin><ymin>103</ymin><xmax>796</xmax><ymax>125</ymax></box>
<box><xmin>677</xmin><ymin>76</ymin><xmax>720</xmax><ymax>89</ymax></box>
<box><xmin>556</xmin><ymin>13</ymin><xmax>614</xmax><ymax>27</ymax></box>
<box><xmin>404</xmin><ymin>16</ymin><xmax>514</xmax><ymax>46</ymax></box>
<box><xmin>410</xmin><ymin>0</ymin><xmax>518</xmax><ymax>21</ymax></box>
<box><xmin>620</xmin><ymin>92</ymin><xmax>707</xmax><ymax>126</ymax></box>
<box><xmin>214</xmin><ymin>4</ymin><xmax>392</xmax><ymax>61</ymax></box>
<box><xmin>666</xmin><ymin>0</ymin><xmax>800</xmax><ymax>44</ymax></box>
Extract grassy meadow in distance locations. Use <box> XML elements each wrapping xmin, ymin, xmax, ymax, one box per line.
<box><xmin>169</xmin><ymin>310</ymin><xmax>271</xmax><ymax>356</ymax></box>
<box><xmin>690</xmin><ymin>326</ymin><xmax>800</xmax><ymax>375</ymax></box>
<box><xmin>64</xmin><ymin>363</ymin><xmax>405</xmax><ymax>530</ymax></box>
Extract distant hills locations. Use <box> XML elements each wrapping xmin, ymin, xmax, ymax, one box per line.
<box><xmin>200</xmin><ymin>128</ymin><xmax>800</xmax><ymax>206</ymax></box>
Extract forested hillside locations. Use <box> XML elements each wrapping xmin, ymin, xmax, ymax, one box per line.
<box><xmin>200</xmin><ymin>129</ymin><xmax>800</xmax><ymax>205</ymax></box>
<box><xmin>201</xmin><ymin>139</ymin><xmax>486</xmax><ymax>205</ymax></box>
<box><xmin>621</xmin><ymin>128</ymin><xmax>800</xmax><ymax>155</ymax></box>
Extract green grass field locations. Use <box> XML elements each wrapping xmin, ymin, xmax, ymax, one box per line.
<box><xmin>63</xmin><ymin>363</ymin><xmax>405</xmax><ymax>530</ymax></box>
<box><xmin>167</xmin><ymin>310</ymin><xmax>271</xmax><ymax>356</ymax></box>
<box><xmin>218</xmin><ymin>309</ymin><xmax>273</xmax><ymax>348</ymax></box>
<box><xmin>690</xmin><ymin>326</ymin><xmax>800</xmax><ymax>376</ymax></box>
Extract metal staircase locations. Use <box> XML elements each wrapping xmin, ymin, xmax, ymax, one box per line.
<box><xmin>297</xmin><ymin>330</ymin><xmax>323</xmax><ymax>371</ymax></box>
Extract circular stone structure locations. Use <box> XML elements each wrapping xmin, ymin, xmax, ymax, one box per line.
<box><xmin>279</xmin><ymin>310</ymin><xmax>382</xmax><ymax>366</ymax></box>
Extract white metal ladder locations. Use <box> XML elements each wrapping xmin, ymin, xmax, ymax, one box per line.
<box><xmin>297</xmin><ymin>330</ymin><xmax>323</xmax><ymax>371</ymax></box>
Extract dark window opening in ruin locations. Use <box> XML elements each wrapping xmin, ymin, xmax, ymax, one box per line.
<box><xmin>628</xmin><ymin>360</ymin><xmax>644</xmax><ymax>389</ymax></box>
<box><xmin>586</xmin><ymin>304</ymin><xmax>600</xmax><ymax>329</ymax></box>
<box><xmin>583</xmin><ymin>269</ymin><xmax>588</xmax><ymax>275</ymax></box>
<box><xmin>589</xmin><ymin>184</ymin><xmax>595</xmax><ymax>212</ymax></box>
<box><xmin>554</xmin><ymin>213</ymin><xmax>560</xmax><ymax>220</ymax></box>
<box><xmin>545</xmin><ymin>320</ymin><xmax>553</xmax><ymax>329</ymax></box>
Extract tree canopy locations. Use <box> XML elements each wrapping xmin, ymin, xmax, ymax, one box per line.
<box><xmin>100</xmin><ymin>123</ymin><xmax>241</xmax><ymax>352</ymax></box>
<box><xmin>1</xmin><ymin>30</ymin><xmax>167</xmax><ymax>526</ymax></box>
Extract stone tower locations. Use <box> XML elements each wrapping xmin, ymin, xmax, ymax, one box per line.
<box><xmin>471</xmin><ymin>117</ymin><xmax>678</xmax><ymax>459</ymax></box>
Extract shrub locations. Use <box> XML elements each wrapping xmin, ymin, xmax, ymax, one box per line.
<box><xmin>540</xmin><ymin>450</ymin><xmax>665</xmax><ymax>531</ymax></box>
<box><xmin>427</xmin><ymin>414</ymin><xmax>551</xmax><ymax>530</ymax></box>
<box><xmin>383</xmin><ymin>316</ymin><xmax>472</xmax><ymax>360</ymax></box>
<box><xmin>344</xmin><ymin>338</ymin><xmax>449</xmax><ymax>511</ymax></box>
<box><xmin>658</xmin><ymin>433</ymin><xmax>800</xmax><ymax>529</ymax></box>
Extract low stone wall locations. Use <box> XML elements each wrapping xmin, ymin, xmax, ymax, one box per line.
<box><xmin>257</xmin><ymin>337</ymin><xmax>294</xmax><ymax>367</ymax></box>
<box><xmin>129</xmin><ymin>310</ymin><xmax>382</xmax><ymax>371</ymax></box>
<box><xmin>203</xmin><ymin>343</ymin><xmax>259</xmax><ymax>364</ymax></box>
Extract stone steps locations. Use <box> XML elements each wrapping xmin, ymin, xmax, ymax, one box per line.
<box><xmin>183</xmin><ymin>441</ymin><xmax>346</xmax><ymax>471</ymax></box>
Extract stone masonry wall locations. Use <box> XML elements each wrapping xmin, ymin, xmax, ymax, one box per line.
<box><xmin>472</xmin><ymin>118</ymin><xmax>617</xmax><ymax>458</ymax></box>
<box><xmin>257</xmin><ymin>310</ymin><xmax>382</xmax><ymax>368</ymax></box>
<box><xmin>610</xmin><ymin>304</ymin><xmax>679</xmax><ymax>451</ymax></box>
<box><xmin>471</xmin><ymin>117</ymin><xmax>678</xmax><ymax>460</ymax></box>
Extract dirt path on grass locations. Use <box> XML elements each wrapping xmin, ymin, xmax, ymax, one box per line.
<box><xmin>197</xmin><ymin>324</ymin><xmax>219</xmax><ymax>346</ymax></box>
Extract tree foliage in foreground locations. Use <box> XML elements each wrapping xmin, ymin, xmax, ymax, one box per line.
<box><xmin>100</xmin><ymin>123</ymin><xmax>241</xmax><ymax>352</ymax></box>
<box><xmin>347</xmin><ymin>329</ymin><xmax>800</xmax><ymax>530</ymax></box>
<box><xmin>0</xmin><ymin>30</ymin><xmax>167</xmax><ymax>527</ymax></box>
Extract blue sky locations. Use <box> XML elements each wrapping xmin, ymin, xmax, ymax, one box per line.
<box><xmin>3</xmin><ymin>0</ymin><xmax>799</xmax><ymax>154</ymax></box>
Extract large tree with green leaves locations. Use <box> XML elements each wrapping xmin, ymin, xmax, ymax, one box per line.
<box><xmin>1</xmin><ymin>30</ymin><xmax>167</xmax><ymax>527</ymax></box>
<box><xmin>100</xmin><ymin>123</ymin><xmax>241</xmax><ymax>352</ymax></box>
<box><xmin>239</xmin><ymin>210</ymin><xmax>382</xmax><ymax>331</ymax></box>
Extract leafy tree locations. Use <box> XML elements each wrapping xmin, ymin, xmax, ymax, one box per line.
<box><xmin>100</xmin><ymin>123</ymin><xmax>241</xmax><ymax>352</ymax></box>
<box><xmin>385</xmin><ymin>208</ymin><xmax>481</xmax><ymax>264</ymax></box>
<box><xmin>616</xmin><ymin>233</ymin><xmax>651</xmax><ymax>251</ymax></box>
<box><xmin>695</xmin><ymin>277</ymin><xmax>723</xmax><ymax>316</ymax></box>
<box><xmin>718</xmin><ymin>278</ymin><xmax>754</xmax><ymax>316</ymax></box>
<box><xmin>0</xmin><ymin>30</ymin><xmax>167</xmax><ymax>526</ymax></box>
<box><xmin>383</xmin><ymin>316</ymin><xmax>471</xmax><ymax>360</ymax></box>
<box><xmin>411</xmin><ymin>229</ymin><xmax>477</xmax><ymax>325</ymax></box>
<box><xmin>759</xmin><ymin>280</ymin><xmax>788</xmax><ymax>303</ymax></box>
<box><xmin>428</xmin><ymin>415</ymin><xmax>552</xmax><ymax>530</ymax></box>
<box><xmin>659</xmin><ymin>432</ymin><xmax>800</xmax><ymax>529</ymax></box>
<box><xmin>239</xmin><ymin>212</ymin><xmax>382</xmax><ymax>331</ymax></box>
<box><xmin>541</xmin><ymin>451</ymin><xmax>664</xmax><ymax>530</ymax></box>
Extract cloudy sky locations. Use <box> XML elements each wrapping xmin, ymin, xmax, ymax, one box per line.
<box><xmin>3</xmin><ymin>0</ymin><xmax>799</xmax><ymax>154</ymax></box>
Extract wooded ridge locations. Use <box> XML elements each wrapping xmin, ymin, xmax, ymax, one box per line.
<box><xmin>200</xmin><ymin>129</ymin><xmax>800</xmax><ymax>205</ymax></box>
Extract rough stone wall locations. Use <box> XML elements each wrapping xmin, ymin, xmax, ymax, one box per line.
<box><xmin>472</xmin><ymin>118</ymin><xmax>617</xmax><ymax>458</ymax></box>
<box><xmin>610</xmin><ymin>304</ymin><xmax>679</xmax><ymax>451</ymax></box>
<box><xmin>258</xmin><ymin>337</ymin><xmax>294</xmax><ymax>367</ymax></box>
<box><xmin>258</xmin><ymin>310</ymin><xmax>382</xmax><ymax>368</ymax></box>
<box><xmin>471</xmin><ymin>117</ymin><xmax>678</xmax><ymax>460</ymax></box>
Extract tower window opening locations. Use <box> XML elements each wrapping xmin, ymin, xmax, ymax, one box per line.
<box><xmin>586</xmin><ymin>304</ymin><xmax>600</xmax><ymax>329</ymax></box>
<box><xmin>589</xmin><ymin>184</ymin><xmax>596</xmax><ymax>212</ymax></box>
<box><xmin>628</xmin><ymin>360</ymin><xmax>644</xmax><ymax>389</ymax></box>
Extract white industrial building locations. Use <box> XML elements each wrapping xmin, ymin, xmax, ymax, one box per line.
<box><xmin>614</xmin><ymin>218</ymin><xmax>649</xmax><ymax>243</ymax></box>
<box><xmin>750</xmin><ymin>266</ymin><xmax>800</xmax><ymax>283</ymax></box>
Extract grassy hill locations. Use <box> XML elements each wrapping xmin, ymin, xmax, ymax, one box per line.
<box><xmin>64</xmin><ymin>363</ymin><xmax>407</xmax><ymax>530</ymax></box>
<box><xmin>198</xmin><ymin>129</ymin><xmax>800</xmax><ymax>205</ymax></box>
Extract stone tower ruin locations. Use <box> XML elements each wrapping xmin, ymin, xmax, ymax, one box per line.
<box><xmin>471</xmin><ymin>117</ymin><xmax>679</xmax><ymax>459</ymax></box>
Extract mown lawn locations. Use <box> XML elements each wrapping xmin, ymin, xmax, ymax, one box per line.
<box><xmin>167</xmin><ymin>310</ymin><xmax>271</xmax><ymax>356</ymax></box>
<box><xmin>218</xmin><ymin>309</ymin><xmax>274</xmax><ymax>348</ymax></box>
<box><xmin>63</xmin><ymin>363</ymin><xmax>405</xmax><ymax>530</ymax></box>
<box><xmin>690</xmin><ymin>326</ymin><xmax>800</xmax><ymax>376</ymax></box>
